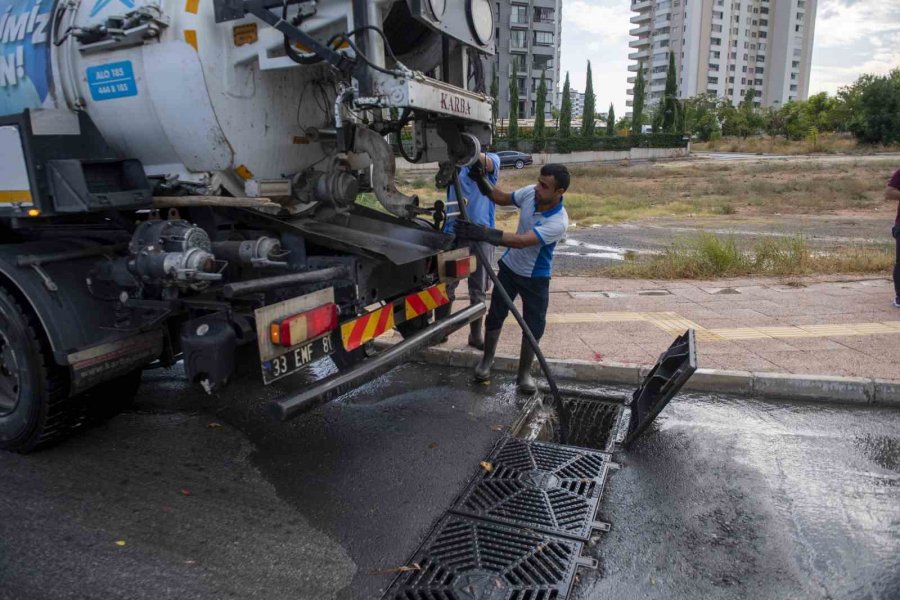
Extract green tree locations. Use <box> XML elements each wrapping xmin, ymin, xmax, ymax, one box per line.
<box><xmin>508</xmin><ymin>59</ymin><xmax>519</xmax><ymax>139</ymax></box>
<box><xmin>489</xmin><ymin>69</ymin><xmax>499</xmax><ymax>134</ymax></box>
<box><xmin>534</xmin><ymin>71</ymin><xmax>547</xmax><ymax>149</ymax></box>
<box><xmin>849</xmin><ymin>70</ymin><xmax>900</xmax><ymax>144</ymax></box>
<box><xmin>632</xmin><ymin>62</ymin><xmax>646</xmax><ymax>132</ymax></box>
<box><xmin>683</xmin><ymin>93</ymin><xmax>720</xmax><ymax>141</ymax></box>
<box><xmin>606</xmin><ymin>103</ymin><xmax>616</xmax><ymax>136</ymax></box>
<box><xmin>661</xmin><ymin>51</ymin><xmax>678</xmax><ymax>132</ymax></box>
<box><xmin>559</xmin><ymin>71</ymin><xmax>573</xmax><ymax>139</ymax></box>
<box><xmin>581</xmin><ymin>61</ymin><xmax>596</xmax><ymax>136</ymax></box>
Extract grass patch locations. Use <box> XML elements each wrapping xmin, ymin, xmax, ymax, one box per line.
<box><xmin>605</xmin><ymin>233</ymin><xmax>894</xmax><ymax>279</ymax></box>
<box><xmin>694</xmin><ymin>133</ymin><xmax>900</xmax><ymax>155</ymax></box>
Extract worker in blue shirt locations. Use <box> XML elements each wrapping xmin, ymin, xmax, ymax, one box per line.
<box><xmin>437</xmin><ymin>152</ymin><xmax>501</xmax><ymax>349</ymax></box>
<box><xmin>455</xmin><ymin>163</ymin><xmax>570</xmax><ymax>393</ymax></box>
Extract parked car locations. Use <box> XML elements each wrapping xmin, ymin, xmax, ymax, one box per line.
<box><xmin>496</xmin><ymin>151</ymin><xmax>533</xmax><ymax>169</ymax></box>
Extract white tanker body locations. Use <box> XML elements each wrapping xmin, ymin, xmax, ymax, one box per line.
<box><xmin>0</xmin><ymin>0</ymin><xmax>495</xmax><ymax>452</ymax></box>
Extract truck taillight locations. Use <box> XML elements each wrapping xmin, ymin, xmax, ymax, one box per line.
<box><xmin>446</xmin><ymin>256</ymin><xmax>476</xmax><ymax>279</ymax></box>
<box><xmin>270</xmin><ymin>303</ymin><xmax>338</xmax><ymax>347</ymax></box>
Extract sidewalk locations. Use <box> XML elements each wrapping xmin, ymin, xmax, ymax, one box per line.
<box><xmin>400</xmin><ymin>274</ymin><xmax>900</xmax><ymax>382</ymax></box>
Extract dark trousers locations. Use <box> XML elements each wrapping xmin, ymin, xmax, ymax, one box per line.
<box><xmin>485</xmin><ymin>261</ymin><xmax>550</xmax><ymax>340</ymax></box>
<box><xmin>894</xmin><ymin>225</ymin><xmax>900</xmax><ymax>299</ymax></box>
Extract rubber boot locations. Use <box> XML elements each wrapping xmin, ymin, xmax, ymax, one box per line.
<box><xmin>474</xmin><ymin>329</ymin><xmax>501</xmax><ymax>381</ymax></box>
<box><xmin>516</xmin><ymin>340</ymin><xmax>537</xmax><ymax>394</ymax></box>
<box><xmin>468</xmin><ymin>318</ymin><xmax>484</xmax><ymax>350</ymax></box>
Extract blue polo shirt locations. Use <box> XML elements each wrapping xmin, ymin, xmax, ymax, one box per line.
<box><xmin>500</xmin><ymin>185</ymin><xmax>569</xmax><ymax>278</ymax></box>
<box><xmin>443</xmin><ymin>153</ymin><xmax>501</xmax><ymax>232</ymax></box>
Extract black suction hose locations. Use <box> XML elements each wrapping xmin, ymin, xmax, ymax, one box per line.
<box><xmin>450</xmin><ymin>169</ymin><xmax>571</xmax><ymax>443</ymax></box>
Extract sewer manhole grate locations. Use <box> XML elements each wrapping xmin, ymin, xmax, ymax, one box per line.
<box><xmin>450</xmin><ymin>437</ymin><xmax>612</xmax><ymax>540</ymax></box>
<box><xmin>558</xmin><ymin>398</ymin><xmax>624</xmax><ymax>452</ymax></box>
<box><xmin>382</xmin><ymin>513</ymin><xmax>595</xmax><ymax>600</ymax></box>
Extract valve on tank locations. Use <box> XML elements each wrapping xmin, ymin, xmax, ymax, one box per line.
<box><xmin>127</xmin><ymin>220</ymin><xmax>222</xmax><ymax>290</ymax></box>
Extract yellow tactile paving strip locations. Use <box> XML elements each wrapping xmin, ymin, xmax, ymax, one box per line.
<box><xmin>546</xmin><ymin>312</ymin><xmax>900</xmax><ymax>342</ymax></box>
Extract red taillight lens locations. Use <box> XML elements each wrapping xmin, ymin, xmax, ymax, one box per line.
<box><xmin>446</xmin><ymin>257</ymin><xmax>474</xmax><ymax>278</ymax></box>
<box><xmin>271</xmin><ymin>303</ymin><xmax>338</xmax><ymax>347</ymax></box>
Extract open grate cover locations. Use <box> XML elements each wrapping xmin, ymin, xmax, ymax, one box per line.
<box><xmin>383</xmin><ymin>513</ymin><xmax>595</xmax><ymax>600</ymax></box>
<box><xmin>450</xmin><ymin>437</ymin><xmax>611</xmax><ymax>540</ymax></box>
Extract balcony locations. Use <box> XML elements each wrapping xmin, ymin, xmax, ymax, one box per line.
<box><xmin>510</xmin><ymin>16</ymin><xmax>529</xmax><ymax>28</ymax></box>
<box><xmin>509</xmin><ymin>40</ymin><xmax>528</xmax><ymax>53</ymax></box>
<box><xmin>628</xmin><ymin>49</ymin><xmax>650</xmax><ymax>61</ymax></box>
<box><xmin>632</xmin><ymin>0</ymin><xmax>652</xmax><ymax>10</ymax></box>
<box><xmin>629</xmin><ymin>38</ymin><xmax>649</xmax><ymax>48</ymax></box>
<box><xmin>630</xmin><ymin>11</ymin><xmax>651</xmax><ymax>24</ymax></box>
<box><xmin>629</xmin><ymin>24</ymin><xmax>650</xmax><ymax>36</ymax></box>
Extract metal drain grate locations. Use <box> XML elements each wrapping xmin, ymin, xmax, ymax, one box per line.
<box><xmin>556</xmin><ymin>398</ymin><xmax>623</xmax><ymax>452</ymax></box>
<box><xmin>382</xmin><ymin>513</ymin><xmax>596</xmax><ymax>600</ymax></box>
<box><xmin>450</xmin><ymin>437</ymin><xmax>612</xmax><ymax>540</ymax></box>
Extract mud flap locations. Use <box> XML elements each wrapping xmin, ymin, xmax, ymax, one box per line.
<box><xmin>622</xmin><ymin>329</ymin><xmax>697</xmax><ymax>448</ymax></box>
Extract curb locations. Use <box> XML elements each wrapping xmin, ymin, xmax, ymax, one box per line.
<box><xmin>376</xmin><ymin>341</ymin><xmax>900</xmax><ymax>407</ymax></box>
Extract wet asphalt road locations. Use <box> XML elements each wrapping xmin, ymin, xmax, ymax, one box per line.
<box><xmin>2</xmin><ymin>361</ymin><xmax>899</xmax><ymax>599</ymax></box>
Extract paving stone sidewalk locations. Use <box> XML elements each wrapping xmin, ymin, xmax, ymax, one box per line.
<box><xmin>409</xmin><ymin>274</ymin><xmax>900</xmax><ymax>381</ymax></box>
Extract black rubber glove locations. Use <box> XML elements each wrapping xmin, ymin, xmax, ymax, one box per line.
<box><xmin>466</xmin><ymin>161</ymin><xmax>494</xmax><ymax>198</ymax></box>
<box><xmin>454</xmin><ymin>219</ymin><xmax>504</xmax><ymax>246</ymax></box>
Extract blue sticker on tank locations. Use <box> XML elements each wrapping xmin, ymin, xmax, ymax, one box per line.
<box><xmin>0</xmin><ymin>0</ymin><xmax>53</xmax><ymax>115</ymax></box>
<box><xmin>86</xmin><ymin>61</ymin><xmax>138</xmax><ymax>101</ymax></box>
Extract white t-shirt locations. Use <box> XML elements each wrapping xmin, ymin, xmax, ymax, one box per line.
<box><xmin>499</xmin><ymin>185</ymin><xmax>569</xmax><ymax>278</ymax></box>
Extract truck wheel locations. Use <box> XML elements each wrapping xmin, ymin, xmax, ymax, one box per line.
<box><xmin>0</xmin><ymin>287</ymin><xmax>71</xmax><ymax>453</ymax></box>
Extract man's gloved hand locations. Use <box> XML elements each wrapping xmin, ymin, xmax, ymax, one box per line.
<box><xmin>454</xmin><ymin>219</ymin><xmax>504</xmax><ymax>246</ymax></box>
<box><xmin>467</xmin><ymin>160</ymin><xmax>494</xmax><ymax>198</ymax></box>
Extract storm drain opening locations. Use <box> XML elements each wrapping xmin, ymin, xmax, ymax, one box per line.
<box><xmin>450</xmin><ymin>437</ymin><xmax>613</xmax><ymax>541</ymax></box>
<box><xmin>382</xmin><ymin>513</ymin><xmax>597</xmax><ymax>600</ymax></box>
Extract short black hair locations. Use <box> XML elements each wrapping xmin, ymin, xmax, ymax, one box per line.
<box><xmin>540</xmin><ymin>163</ymin><xmax>570</xmax><ymax>192</ymax></box>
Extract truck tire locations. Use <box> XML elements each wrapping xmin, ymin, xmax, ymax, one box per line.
<box><xmin>0</xmin><ymin>287</ymin><xmax>71</xmax><ymax>453</ymax></box>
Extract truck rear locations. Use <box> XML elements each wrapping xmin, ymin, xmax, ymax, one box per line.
<box><xmin>0</xmin><ymin>0</ymin><xmax>495</xmax><ymax>451</ymax></box>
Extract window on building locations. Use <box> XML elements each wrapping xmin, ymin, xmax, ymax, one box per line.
<box><xmin>740</xmin><ymin>77</ymin><xmax>746</xmax><ymax>84</ymax></box>
<box><xmin>729</xmin><ymin>64</ymin><xmax>735</xmax><ymax>71</ymax></box>
<box><xmin>795</xmin><ymin>24</ymin><xmax>802</xmax><ymax>32</ymax></box>
<box><xmin>790</xmin><ymin>84</ymin><xmax>797</xmax><ymax>91</ymax></box>
<box><xmin>708</xmin><ymin>76</ymin><xmax>719</xmax><ymax>84</ymax></box>
<box><xmin>760</xmin><ymin>7</ymin><xmax>769</xmax><ymax>14</ymax></box>
<box><xmin>653</xmin><ymin>39</ymin><xmax>670</xmax><ymax>48</ymax></box>
<box><xmin>758</xmin><ymin>42</ymin><xmax>767</xmax><ymax>51</ymax></box>
<box><xmin>533</xmin><ymin>6</ymin><xmax>554</xmax><ymax>23</ymax></box>
<box><xmin>712</xmin><ymin>24</ymin><xmax>722</xmax><ymax>32</ymax></box>
<box><xmin>731</xmin><ymin>27</ymin><xmax>739</xmax><ymax>34</ymax></box>
<box><xmin>533</xmin><ymin>31</ymin><xmax>553</xmax><ymax>46</ymax></box>
<box><xmin>510</xmin><ymin>30</ymin><xmax>526</xmax><ymax>48</ymax></box>
<box><xmin>510</xmin><ymin>4</ymin><xmax>528</xmax><ymax>24</ymax></box>
<box><xmin>713</xmin><ymin>11</ymin><xmax>723</xmax><ymax>19</ymax></box>
<box><xmin>743</xmin><ymin>53</ymin><xmax>749</xmax><ymax>60</ymax></box>
<box><xmin>730</xmin><ymin>51</ymin><xmax>737</xmax><ymax>59</ymax></box>
<box><xmin>755</xmin><ymin>66</ymin><xmax>764</xmax><ymax>74</ymax></box>
<box><xmin>759</xmin><ymin>31</ymin><xmax>767</xmax><ymax>38</ymax></box>
<box><xmin>756</xmin><ymin>90</ymin><xmax>762</xmax><ymax>97</ymax></box>
<box><xmin>791</xmin><ymin>60</ymin><xmax>800</xmax><ymax>68</ymax></box>
<box><xmin>729</xmin><ymin>76</ymin><xmax>735</xmax><ymax>83</ymax></box>
<box><xmin>710</xmin><ymin>37</ymin><xmax>721</xmax><ymax>46</ymax></box>
<box><xmin>752</xmin><ymin>19</ymin><xmax>757</xmax><ymax>25</ymax></box>
<box><xmin>709</xmin><ymin>63</ymin><xmax>720</xmax><ymax>70</ymax></box>
<box><xmin>653</xmin><ymin>65</ymin><xmax>668</xmax><ymax>73</ymax></box>
<box><xmin>533</xmin><ymin>55</ymin><xmax>553</xmax><ymax>70</ymax></box>
<box><xmin>760</xmin><ymin>18</ymin><xmax>768</xmax><ymax>26</ymax></box>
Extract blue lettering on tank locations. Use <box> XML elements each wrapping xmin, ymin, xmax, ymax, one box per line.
<box><xmin>89</xmin><ymin>0</ymin><xmax>135</xmax><ymax>18</ymax></box>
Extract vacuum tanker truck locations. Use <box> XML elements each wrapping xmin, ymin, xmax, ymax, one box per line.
<box><xmin>0</xmin><ymin>0</ymin><xmax>496</xmax><ymax>451</ymax></box>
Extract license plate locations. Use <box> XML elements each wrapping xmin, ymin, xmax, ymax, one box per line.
<box><xmin>261</xmin><ymin>334</ymin><xmax>335</xmax><ymax>384</ymax></box>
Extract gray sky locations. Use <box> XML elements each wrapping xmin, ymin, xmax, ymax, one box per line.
<box><xmin>559</xmin><ymin>0</ymin><xmax>900</xmax><ymax>116</ymax></box>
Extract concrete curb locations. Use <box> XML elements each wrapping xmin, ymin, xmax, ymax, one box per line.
<box><xmin>376</xmin><ymin>341</ymin><xmax>900</xmax><ymax>407</ymax></box>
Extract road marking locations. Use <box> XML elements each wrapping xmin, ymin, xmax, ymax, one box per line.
<box><xmin>546</xmin><ymin>312</ymin><xmax>900</xmax><ymax>342</ymax></box>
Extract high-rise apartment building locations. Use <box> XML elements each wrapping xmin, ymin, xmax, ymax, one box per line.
<box><xmin>569</xmin><ymin>89</ymin><xmax>586</xmax><ymax>119</ymax></box>
<box><xmin>489</xmin><ymin>0</ymin><xmax>563</xmax><ymax>119</ymax></box>
<box><xmin>627</xmin><ymin>0</ymin><xmax>817</xmax><ymax>109</ymax></box>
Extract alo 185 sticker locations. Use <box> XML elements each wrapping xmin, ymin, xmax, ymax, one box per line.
<box><xmin>86</xmin><ymin>60</ymin><xmax>137</xmax><ymax>101</ymax></box>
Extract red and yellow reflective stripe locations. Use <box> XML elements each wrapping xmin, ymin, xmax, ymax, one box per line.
<box><xmin>341</xmin><ymin>305</ymin><xmax>396</xmax><ymax>352</ymax></box>
<box><xmin>404</xmin><ymin>283</ymin><xmax>449</xmax><ymax>322</ymax></box>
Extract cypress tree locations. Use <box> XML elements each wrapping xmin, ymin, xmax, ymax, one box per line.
<box><xmin>606</xmin><ymin>103</ymin><xmax>616</xmax><ymax>136</ymax></box>
<box><xmin>508</xmin><ymin>58</ymin><xmax>519</xmax><ymax>139</ymax></box>
<box><xmin>631</xmin><ymin>62</ymin><xmax>645</xmax><ymax>133</ymax></box>
<box><xmin>662</xmin><ymin>51</ymin><xmax>678</xmax><ymax>132</ymax></box>
<box><xmin>559</xmin><ymin>71</ymin><xmax>572</xmax><ymax>139</ymax></box>
<box><xmin>580</xmin><ymin>61</ymin><xmax>596</xmax><ymax>136</ymax></box>
<box><xmin>534</xmin><ymin>71</ymin><xmax>547</xmax><ymax>149</ymax></box>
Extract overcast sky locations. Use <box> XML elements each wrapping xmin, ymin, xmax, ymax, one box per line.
<box><xmin>559</xmin><ymin>0</ymin><xmax>900</xmax><ymax>115</ymax></box>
